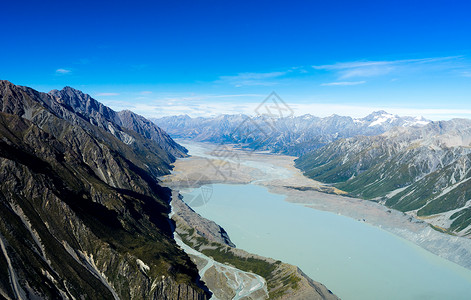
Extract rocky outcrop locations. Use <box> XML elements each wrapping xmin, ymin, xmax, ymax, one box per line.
<box><xmin>171</xmin><ymin>191</ymin><xmax>235</xmax><ymax>247</ymax></box>
<box><xmin>0</xmin><ymin>81</ymin><xmax>209</xmax><ymax>299</ymax></box>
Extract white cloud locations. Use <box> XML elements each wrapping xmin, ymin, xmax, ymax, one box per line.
<box><xmin>217</xmin><ymin>71</ymin><xmax>286</xmax><ymax>87</ymax></box>
<box><xmin>140</xmin><ymin>91</ymin><xmax>153</xmax><ymax>95</ymax></box>
<box><xmin>96</xmin><ymin>92</ymin><xmax>120</xmax><ymax>96</ymax></box>
<box><xmin>55</xmin><ymin>68</ymin><xmax>71</xmax><ymax>74</ymax></box>
<box><xmin>102</xmin><ymin>95</ymin><xmax>471</xmax><ymax>121</ymax></box>
<box><xmin>313</xmin><ymin>56</ymin><xmax>462</xmax><ymax>79</ymax></box>
<box><xmin>321</xmin><ymin>81</ymin><xmax>366</xmax><ymax>86</ymax></box>
<box><xmin>101</xmin><ymin>93</ymin><xmax>265</xmax><ymax>117</ymax></box>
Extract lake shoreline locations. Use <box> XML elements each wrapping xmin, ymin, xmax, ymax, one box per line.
<box><xmin>178</xmin><ymin>182</ymin><xmax>471</xmax><ymax>300</ymax></box>
<box><xmin>163</xmin><ymin>140</ymin><xmax>471</xmax><ymax>271</ymax></box>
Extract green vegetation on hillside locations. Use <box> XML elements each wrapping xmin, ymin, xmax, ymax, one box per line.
<box><xmin>295</xmin><ymin>133</ymin><xmax>471</xmax><ymax>236</ymax></box>
<box><xmin>177</xmin><ymin>222</ymin><xmax>306</xmax><ymax>299</ymax></box>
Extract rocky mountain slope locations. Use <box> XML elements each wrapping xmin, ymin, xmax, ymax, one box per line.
<box><xmin>49</xmin><ymin>87</ymin><xmax>188</xmax><ymax>162</ymax></box>
<box><xmin>153</xmin><ymin>111</ymin><xmax>429</xmax><ymax>155</ymax></box>
<box><xmin>0</xmin><ymin>80</ymin><xmax>208</xmax><ymax>299</ymax></box>
<box><xmin>296</xmin><ymin>119</ymin><xmax>471</xmax><ymax>236</ymax></box>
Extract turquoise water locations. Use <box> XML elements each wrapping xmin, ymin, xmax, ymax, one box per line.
<box><xmin>182</xmin><ymin>184</ymin><xmax>471</xmax><ymax>300</ymax></box>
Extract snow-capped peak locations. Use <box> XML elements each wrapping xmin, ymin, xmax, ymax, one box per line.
<box><xmin>368</xmin><ymin>112</ymin><xmax>398</xmax><ymax>127</ymax></box>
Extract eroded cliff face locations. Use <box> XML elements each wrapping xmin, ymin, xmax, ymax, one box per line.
<box><xmin>0</xmin><ymin>80</ymin><xmax>209</xmax><ymax>299</ymax></box>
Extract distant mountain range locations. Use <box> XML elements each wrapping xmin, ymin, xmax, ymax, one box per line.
<box><xmin>0</xmin><ymin>80</ymin><xmax>208</xmax><ymax>299</ymax></box>
<box><xmin>153</xmin><ymin>111</ymin><xmax>429</xmax><ymax>155</ymax></box>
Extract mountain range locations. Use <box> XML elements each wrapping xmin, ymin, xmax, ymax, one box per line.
<box><xmin>153</xmin><ymin>111</ymin><xmax>429</xmax><ymax>155</ymax></box>
<box><xmin>296</xmin><ymin>119</ymin><xmax>471</xmax><ymax>236</ymax></box>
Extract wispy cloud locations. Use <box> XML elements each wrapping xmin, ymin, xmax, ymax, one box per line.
<box><xmin>462</xmin><ymin>71</ymin><xmax>471</xmax><ymax>77</ymax></box>
<box><xmin>217</xmin><ymin>71</ymin><xmax>286</xmax><ymax>87</ymax></box>
<box><xmin>321</xmin><ymin>81</ymin><xmax>366</xmax><ymax>86</ymax></box>
<box><xmin>55</xmin><ymin>68</ymin><xmax>71</xmax><ymax>75</ymax></box>
<box><xmin>96</xmin><ymin>92</ymin><xmax>120</xmax><ymax>96</ymax></box>
<box><xmin>101</xmin><ymin>93</ymin><xmax>266</xmax><ymax>118</ymax></box>
<box><xmin>140</xmin><ymin>91</ymin><xmax>153</xmax><ymax>95</ymax></box>
<box><xmin>313</xmin><ymin>56</ymin><xmax>463</xmax><ymax>79</ymax></box>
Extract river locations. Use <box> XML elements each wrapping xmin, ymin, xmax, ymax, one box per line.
<box><xmin>169</xmin><ymin>141</ymin><xmax>471</xmax><ymax>299</ymax></box>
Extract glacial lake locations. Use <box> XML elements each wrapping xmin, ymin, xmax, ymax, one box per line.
<box><xmin>182</xmin><ymin>183</ymin><xmax>471</xmax><ymax>300</ymax></box>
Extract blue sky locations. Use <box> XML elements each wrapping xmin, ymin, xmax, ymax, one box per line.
<box><xmin>1</xmin><ymin>0</ymin><xmax>471</xmax><ymax>119</ymax></box>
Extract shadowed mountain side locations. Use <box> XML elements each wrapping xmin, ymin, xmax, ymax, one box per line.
<box><xmin>0</xmin><ymin>80</ymin><xmax>209</xmax><ymax>299</ymax></box>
